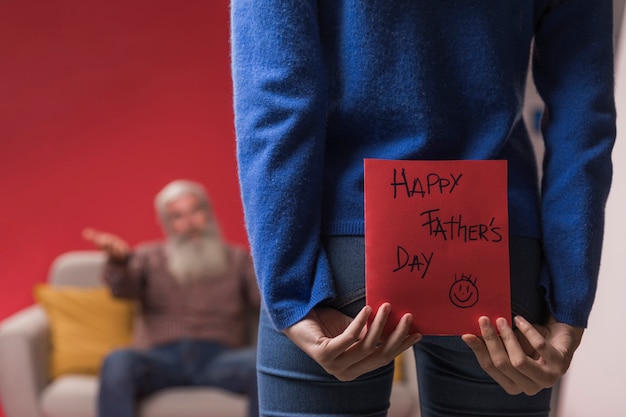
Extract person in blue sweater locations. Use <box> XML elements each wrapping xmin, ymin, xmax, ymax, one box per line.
<box><xmin>231</xmin><ymin>1</ymin><xmax>616</xmax><ymax>416</ymax></box>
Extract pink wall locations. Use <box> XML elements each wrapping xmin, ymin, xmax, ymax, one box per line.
<box><xmin>0</xmin><ymin>0</ymin><xmax>243</xmax><ymax>364</ymax></box>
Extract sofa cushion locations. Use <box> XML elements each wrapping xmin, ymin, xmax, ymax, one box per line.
<box><xmin>40</xmin><ymin>375</ymin><xmax>414</xmax><ymax>417</ymax></box>
<box><xmin>40</xmin><ymin>375</ymin><xmax>248</xmax><ymax>417</ymax></box>
<box><xmin>41</xmin><ymin>375</ymin><xmax>98</xmax><ymax>417</ymax></box>
<box><xmin>140</xmin><ymin>387</ymin><xmax>247</xmax><ymax>417</ymax></box>
<box><xmin>34</xmin><ymin>284</ymin><xmax>133</xmax><ymax>378</ymax></box>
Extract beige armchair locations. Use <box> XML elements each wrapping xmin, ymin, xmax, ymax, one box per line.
<box><xmin>0</xmin><ymin>251</ymin><xmax>421</xmax><ymax>417</ymax></box>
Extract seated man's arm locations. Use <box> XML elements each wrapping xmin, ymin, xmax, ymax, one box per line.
<box><xmin>82</xmin><ymin>228</ymin><xmax>144</xmax><ymax>299</ymax></box>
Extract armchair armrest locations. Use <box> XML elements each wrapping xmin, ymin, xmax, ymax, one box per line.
<box><xmin>0</xmin><ymin>305</ymin><xmax>51</xmax><ymax>417</ymax></box>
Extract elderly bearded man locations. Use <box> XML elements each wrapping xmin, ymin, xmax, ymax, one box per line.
<box><xmin>83</xmin><ymin>180</ymin><xmax>260</xmax><ymax>417</ymax></box>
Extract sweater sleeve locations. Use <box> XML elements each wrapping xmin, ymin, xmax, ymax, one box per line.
<box><xmin>230</xmin><ymin>0</ymin><xmax>335</xmax><ymax>330</ymax></box>
<box><xmin>532</xmin><ymin>0</ymin><xmax>616</xmax><ymax>327</ymax></box>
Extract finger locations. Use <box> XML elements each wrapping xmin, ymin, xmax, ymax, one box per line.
<box><xmin>478</xmin><ymin>316</ymin><xmax>509</xmax><ymax>362</ymax></box>
<box><xmin>360</xmin><ymin>303</ymin><xmax>392</xmax><ymax>350</ymax></box>
<box><xmin>82</xmin><ymin>228</ymin><xmax>97</xmax><ymax>242</ymax></box>
<box><xmin>495</xmin><ymin>318</ymin><xmax>544</xmax><ymax>394</ymax></box>
<box><xmin>496</xmin><ymin>317</ymin><xmax>529</xmax><ymax>363</ymax></box>
<box><xmin>313</xmin><ymin>306</ymin><xmax>377</xmax><ymax>378</ymax></box>
<box><xmin>379</xmin><ymin>312</ymin><xmax>419</xmax><ymax>356</ymax></box>
<box><xmin>326</xmin><ymin>303</ymin><xmax>393</xmax><ymax>372</ymax></box>
<box><xmin>461</xmin><ymin>333</ymin><xmax>521</xmax><ymax>395</ymax></box>
<box><xmin>112</xmin><ymin>246</ymin><xmax>127</xmax><ymax>259</ymax></box>
<box><xmin>357</xmin><ymin>304</ymin><xmax>419</xmax><ymax>357</ymax></box>
<box><xmin>99</xmin><ymin>235</ymin><xmax>114</xmax><ymax>250</ymax></box>
<box><xmin>512</xmin><ymin>316</ymin><xmax>565</xmax><ymax>386</ymax></box>
<box><xmin>513</xmin><ymin>316</ymin><xmax>559</xmax><ymax>363</ymax></box>
<box><xmin>347</xmin><ymin>311</ymin><xmax>415</xmax><ymax>360</ymax></box>
<box><xmin>338</xmin><ymin>318</ymin><xmax>419</xmax><ymax>381</ymax></box>
<box><xmin>462</xmin><ymin>317</ymin><xmax>522</xmax><ymax>394</ymax></box>
<box><xmin>336</xmin><ymin>303</ymin><xmax>392</xmax><ymax>366</ymax></box>
<box><xmin>112</xmin><ymin>240</ymin><xmax>129</xmax><ymax>257</ymax></box>
<box><xmin>382</xmin><ymin>315</ymin><xmax>421</xmax><ymax>362</ymax></box>
<box><xmin>84</xmin><ymin>229</ymin><xmax>111</xmax><ymax>250</ymax></box>
<box><xmin>340</xmin><ymin>311</ymin><xmax>420</xmax><ymax>380</ymax></box>
<box><xmin>325</xmin><ymin>305</ymin><xmax>372</xmax><ymax>357</ymax></box>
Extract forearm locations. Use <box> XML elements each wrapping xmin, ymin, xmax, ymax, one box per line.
<box><xmin>533</xmin><ymin>0</ymin><xmax>616</xmax><ymax>326</ymax></box>
<box><xmin>103</xmin><ymin>254</ymin><xmax>143</xmax><ymax>299</ymax></box>
<box><xmin>231</xmin><ymin>0</ymin><xmax>334</xmax><ymax>330</ymax></box>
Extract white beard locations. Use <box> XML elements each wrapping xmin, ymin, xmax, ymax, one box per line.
<box><xmin>165</xmin><ymin>223</ymin><xmax>229</xmax><ymax>285</ymax></box>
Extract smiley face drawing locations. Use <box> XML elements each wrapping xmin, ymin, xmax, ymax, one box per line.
<box><xmin>449</xmin><ymin>274</ymin><xmax>479</xmax><ymax>308</ymax></box>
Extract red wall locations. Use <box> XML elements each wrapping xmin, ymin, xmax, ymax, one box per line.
<box><xmin>0</xmin><ymin>0</ymin><xmax>243</xmax><ymax>371</ymax></box>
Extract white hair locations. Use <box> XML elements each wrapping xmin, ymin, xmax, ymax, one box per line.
<box><xmin>154</xmin><ymin>179</ymin><xmax>211</xmax><ymax>222</ymax></box>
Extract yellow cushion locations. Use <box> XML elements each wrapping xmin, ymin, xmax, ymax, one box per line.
<box><xmin>393</xmin><ymin>353</ymin><xmax>404</xmax><ymax>382</ymax></box>
<box><xmin>35</xmin><ymin>284</ymin><xmax>134</xmax><ymax>378</ymax></box>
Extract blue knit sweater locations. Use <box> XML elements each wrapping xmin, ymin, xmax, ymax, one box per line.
<box><xmin>231</xmin><ymin>0</ymin><xmax>616</xmax><ymax>330</ymax></box>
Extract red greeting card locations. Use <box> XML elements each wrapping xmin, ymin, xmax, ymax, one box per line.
<box><xmin>364</xmin><ymin>159</ymin><xmax>511</xmax><ymax>335</ymax></box>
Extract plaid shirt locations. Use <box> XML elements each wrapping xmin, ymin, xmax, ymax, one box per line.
<box><xmin>104</xmin><ymin>241</ymin><xmax>260</xmax><ymax>350</ymax></box>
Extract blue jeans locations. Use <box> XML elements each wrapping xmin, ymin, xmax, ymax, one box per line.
<box><xmin>98</xmin><ymin>340</ymin><xmax>259</xmax><ymax>417</ymax></box>
<box><xmin>257</xmin><ymin>236</ymin><xmax>551</xmax><ymax>417</ymax></box>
